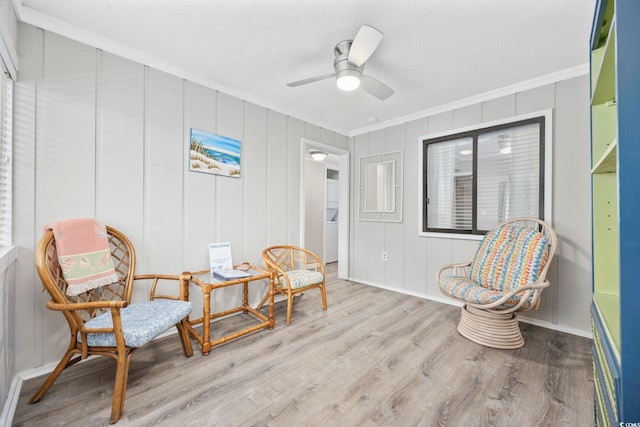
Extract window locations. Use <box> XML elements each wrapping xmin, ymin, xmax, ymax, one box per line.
<box><xmin>0</xmin><ymin>68</ymin><xmax>12</xmax><ymax>247</ymax></box>
<box><xmin>422</xmin><ymin>113</ymin><xmax>549</xmax><ymax>235</ymax></box>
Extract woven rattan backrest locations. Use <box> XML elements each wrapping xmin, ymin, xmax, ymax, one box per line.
<box><xmin>35</xmin><ymin>225</ymin><xmax>137</xmax><ymax>321</ymax></box>
<box><xmin>262</xmin><ymin>245</ymin><xmax>321</xmax><ymax>272</ymax></box>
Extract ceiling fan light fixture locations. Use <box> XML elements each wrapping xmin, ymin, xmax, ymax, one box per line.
<box><xmin>309</xmin><ymin>150</ymin><xmax>327</xmax><ymax>161</ymax></box>
<box><xmin>336</xmin><ymin>69</ymin><xmax>361</xmax><ymax>91</ymax></box>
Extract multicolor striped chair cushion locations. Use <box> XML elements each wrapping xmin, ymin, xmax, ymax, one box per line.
<box><xmin>438</xmin><ymin>276</ymin><xmax>534</xmax><ymax>309</ymax></box>
<box><xmin>281</xmin><ymin>270</ymin><xmax>324</xmax><ymax>289</ymax></box>
<box><xmin>469</xmin><ymin>225</ymin><xmax>549</xmax><ymax>292</ymax></box>
<box><xmin>438</xmin><ymin>224</ymin><xmax>549</xmax><ymax>309</ymax></box>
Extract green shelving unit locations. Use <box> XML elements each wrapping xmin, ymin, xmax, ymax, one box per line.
<box><xmin>590</xmin><ymin>0</ymin><xmax>640</xmax><ymax>425</ymax></box>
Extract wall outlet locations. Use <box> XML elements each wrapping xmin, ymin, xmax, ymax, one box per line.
<box><xmin>382</xmin><ymin>252</ymin><xmax>388</xmax><ymax>261</ymax></box>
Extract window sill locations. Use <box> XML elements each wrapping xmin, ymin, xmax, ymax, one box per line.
<box><xmin>418</xmin><ymin>232</ymin><xmax>483</xmax><ymax>241</ymax></box>
<box><xmin>0</xmin><ymin>245</ymin><xmax>17</xmax><ymax>276</ymax></box>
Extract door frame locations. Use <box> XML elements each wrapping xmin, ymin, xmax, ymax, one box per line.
<box><xmin>300</xmin><ymin>138</ymin><xmax>349</xmax><ymax>279</ymax></box>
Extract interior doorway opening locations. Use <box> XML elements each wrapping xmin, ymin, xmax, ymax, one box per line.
<box><xmin>300</xmin><ymin>138</ymin><xmax>349</xmax><ymax>280</ymax></box>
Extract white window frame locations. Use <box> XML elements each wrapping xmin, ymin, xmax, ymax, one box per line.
<box><xmin>418</xmin><ymin>109</ymin><xmax>553</xmax><ymax>239</ymax></box>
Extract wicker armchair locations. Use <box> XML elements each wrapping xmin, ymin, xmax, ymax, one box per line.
<box><xmin>30</xmin><ymin>221</ymin><xmax>193</xmax><ymax>424</ymax></box>
<box><xmin>257</xmin><ymin>245</ymin><xmax>327</xmax><ymax>325</ymax></box>
<box><xmin>437</xmin><ymin>217</ymin><xmax>557</xmax><ymax>349</ymax></box>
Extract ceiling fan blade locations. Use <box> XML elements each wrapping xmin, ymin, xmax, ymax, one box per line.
<box><xmin>348</xmin><ymin>25</ymin><xmax>383</xmax><ymax>67</ymax></box>
<box><xmin>287</xmin><ymin>73</ymin><xmax>335</xmax><ymax>87</ymax></box>
<box><xmin>360</xmin><ymin>74</ymin><xmax>394</xmax><ymax>100</ymax></box>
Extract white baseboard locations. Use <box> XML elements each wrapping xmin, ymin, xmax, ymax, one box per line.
<box><xmin>350</xmin><ymin>277</ymin><xmax>592</xmax><ymax>339</ymax></box>
<box><xmin>0</xmin><ymin>375</ymin><xmax>23</xmax><ymax>427</ymax></box>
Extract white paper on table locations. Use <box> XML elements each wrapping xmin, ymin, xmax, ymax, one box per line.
<box><xmin>209</xmin><ymin>242</ymin><xmax>233</xmax><ymax>274</ymax></box>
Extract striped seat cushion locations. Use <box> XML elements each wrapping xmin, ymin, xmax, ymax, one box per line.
<box><xmin>438</xmin><ymin>223</ymin><xmax>549</xmax><ymax>308</ymax></box>
<box><xmin>281</xmin><ymin>270</ymin><xmax>324</xmax><ymax>289</ymax></box>
<box><xmin>81</xmin><ymin>300</ymin><xmax>192</xmax><ymax>348</ymax></box>
<box><xmin>469</xmin><ymin>224</ymin><xmax>549</xmax><ymax>292</ymax></box>
<box><xmin>438</xmin><ymin>276</ymin><xmax>533</xmax><ymax>309</ymax></box>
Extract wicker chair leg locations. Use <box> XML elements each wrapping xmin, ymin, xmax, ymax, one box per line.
<box><xmin>320</xmin><ymin>284</ymin><xmax>327</xmax><ymax>310</ymax></box>
<box><xmin>176</xmin><ymin>320</ymin><xmax>194</xmax><ymax>357</ymax></box>
<box><xmin>110</xmin><ymin>352</ymin><xmax>131</xmax><ymax>424</ymax></box>
<box><xmin>286</xmin><ymin>295</ymin><xmax>294</xmax><ymax>326</ymax></box>
<box><xmin>29</xmin><ymin>348</ymin><xmax>79</xmax><ymax>404</ymax></box>
<box><xmin>457</xmin><ymin>305</ymin><xmax>525</xmax><ymax>349</ymax></box>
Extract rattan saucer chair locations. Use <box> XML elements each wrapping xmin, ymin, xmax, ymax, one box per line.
<box><xmin>437</xmin><ymin>217</ymin><xmax>557</xmax><ymax>349</ymax></box>
<box><xmin>31</xmin><ymin>221</ymin><xmax>193</xmax><ymax>424</ymax></box>
<box><xmin>257</xmin><ymin>245</ymin><xmax>327</xmax><ymax>325</ymax></box>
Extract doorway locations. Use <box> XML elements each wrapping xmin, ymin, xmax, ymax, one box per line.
<box><xmin>300</xmin><ymin>138</ymin><xmax>349</xmax><ymax>280</ymax></box>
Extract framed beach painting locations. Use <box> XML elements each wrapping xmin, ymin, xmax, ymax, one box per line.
<box><xmin>189</xmin><ymin>128</ymin><xmax>242</xmax><ymax>178</ymax></box>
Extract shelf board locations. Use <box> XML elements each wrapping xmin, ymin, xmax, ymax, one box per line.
<box><xmin>592</xmin><ymin>18</ymin><xmax>616</xmax><ymax>105</ymax></box>
<box><xmin>592</xmin><ymin>138</ymin><xmax>617</xmax><ymax>174</ymax></box>
<box><xmin>593</xmin><ymin>293</ymin><xmax>621</xmax><ymax>361</ymax></box>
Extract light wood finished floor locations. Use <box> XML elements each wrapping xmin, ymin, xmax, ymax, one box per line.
<box><xmin>13</xmin><ymin>264</ymin><xmax>594</xmax><ymax>426</ymax></box>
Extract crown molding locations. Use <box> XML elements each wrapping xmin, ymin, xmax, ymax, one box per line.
<box><xmin>348</xmin><ymin>63</ymin><xmax>589</xmax><ymax>136</ymax></box>
<box><xmin>18</xmin><ymin>6</ymin><xmax>588</xmax><ymax>139</ymax></box>
<box><xmin>18</xmin><ymin>7</ymin><xmax>351</xmax><ymax>137</ymax></box>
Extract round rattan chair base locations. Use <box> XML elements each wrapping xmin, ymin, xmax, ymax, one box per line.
<box><xmin>457</xmin><ymin>305</ymin><xmax>524</xmax><ymax>349</ymax></box>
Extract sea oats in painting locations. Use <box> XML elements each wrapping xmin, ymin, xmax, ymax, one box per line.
<box><xmin>189</xmin><ymin>128</ymin><xmax>242</xmax><ymax>177</ymax></box>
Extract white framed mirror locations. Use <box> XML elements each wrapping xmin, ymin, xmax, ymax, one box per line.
<box><xmin>359</xmin><ymin>150</ymin><xmax>403</xmax><ymax>222</ymax></box>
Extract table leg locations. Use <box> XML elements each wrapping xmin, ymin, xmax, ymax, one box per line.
<box><xmin>202</xmin><ymin>288</ymin><xmax>212</xmax><ymax>355</ymax></box>
<box><xmin>243</xmin><ymin>281</ymin><xmax>249</xmax><ymax>313</ymax></box>
<box><xmin>268</xmin><ymin>275</ymin><xmax>275</xmax><ymax>329</ymax></box>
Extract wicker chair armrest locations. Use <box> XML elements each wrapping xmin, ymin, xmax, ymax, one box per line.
<box><xmin>45</xmin><ymin>300</ymin><xmax>128</xmax><ymax>312</ymax></box>
<box><xmin>467</xmin><ymin>279</ymin><xmax>551</xmax><ymax>312</ymax></box>
<box><xmin>263</xmin><ymin>260</ymin><xmax>291</xmax><ymax>289</ymax></box>
<box><xmin>436</xmin><ymin>259</ymin><xmax>473</xmax><ymax>281</ymax></box>
<box><xmin>133</xmin><ymin>274</ymin><xmax>185</xmax><ymax>301</ymax></box>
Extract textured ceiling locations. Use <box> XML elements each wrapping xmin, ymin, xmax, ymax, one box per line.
<box><xmin>19</xmin><ymin>0</ymin><xmax>596</xmax><ymax>136</ymax></box>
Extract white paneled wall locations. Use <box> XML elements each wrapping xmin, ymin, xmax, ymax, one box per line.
<box><xmin>350</xmin><ymin>76</ymin><xmax>593</xmax><ymax>336</ymax></box>
<box><xmin>12</xmin><ymin>23</ymin><xmax>348</xmax><ymax>373</ymax></box>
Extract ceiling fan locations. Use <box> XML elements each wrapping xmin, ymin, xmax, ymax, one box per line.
<box><xmin>287</xmin><ymin>25</ymin><xmax>394</xmax><ymax>101</ymax></box>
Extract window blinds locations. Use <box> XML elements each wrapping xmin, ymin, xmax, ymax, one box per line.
<box><xmin>425</xmin><ymin>121</ymin><xmax>541</xmax><ymax>233</ymax></box>
<box><xmin>0</xmin><ymin>70</ymin><xmax>12</xmax><ymax>247</ymax></box>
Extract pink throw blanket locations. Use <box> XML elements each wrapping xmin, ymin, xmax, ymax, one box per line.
<box><xmin>44</xmin><ymin>219</ymin><xmax>119</xmax><ymax>296</ymax></box>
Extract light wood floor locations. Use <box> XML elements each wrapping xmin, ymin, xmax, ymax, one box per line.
<box><xmin>13</xmin><ymin>264</ymin><xmax>594</xmax><ymax>426</ymax></box>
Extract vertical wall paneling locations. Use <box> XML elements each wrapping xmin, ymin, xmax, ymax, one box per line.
<box><xmin>215</xmin><ymin>93</ymin><xmax>244</xmax><ymax>251</ymax></box>
<box><xmin>383</xmin><ymin>124</ymin><xmax>406</xmax><ymax>289</ymax></box>
<box><xmin>266</xmin><ymin>110</ymin><xmax>288</xmax><ymax>245</ymax></box>
<box><xmin>13</xmin><ymin>24</ymin><xmax>39</xmax><ymax>371</ymax></box>
<box><xmin>287</xmin><ymin>117</ymin><xmax>305</xmax><ymax>245</ymax></box>
<box><xmin>145</xmin><ymin>68</ymin><xmax>184</xmax><ymax>292</ymax></box>
<box><xmin>364</xmin><ymin>130</ymin><xmax>386</xmax><ymax>283</ymax></box>
<box><xmin>403</xmin><ymin>118</ymin><xmax>428</xmax><ymax>295</ymax></box>
<box><xmin>214</xmin><ymin>92</ymin><xmax>245</xmax><ymax>310</ymax></box>
<box><xmin>554</xmin><ymin>76</ymin><xmax>592</xmax><ymax>330</ymax></box>
<box><xmin>452</xmin><ymin>104</ymin><xmax>482</xmax><ymax>129</ymax></box>
<box><xmin>96</xmin><ymin>53</ymin><xmax>145</xmax><ymax>246</ymax></box>
<box><xmin>242</xmin><ymin>102</ymin><xmax>269</xmax><ymax>304</ymax></box>
<box><xmin>515</xmin><ymin>84</ymin><xmax>555</xmax><ymax>116</ymax></box>
<box><xmin>305</xmin><ymin>123</ymin><xmax>322</xmax><ymax>143</ymax></box>
<box><xmin>183</xmin><ymin>81</ymin><xmax>217</xmax><ymax>274</ymax></box>
<box><xmin>241</xmin><ymin>102</ymin><xmax>268</xmax><ymax>264</ymax></box>
<box><xmin>37</xmin><ymin>31</ymin><xmax>97</xmax><ymax>361</ymax></box>
<box><xmin>352</xmin><ymin>133</ymin><xmax>369</xmax><ymax>280</ymax></box>
<box><xmin>482</xmin><ymin>94</ymin><xmax>516</xmax><ymax>122</ymax></box>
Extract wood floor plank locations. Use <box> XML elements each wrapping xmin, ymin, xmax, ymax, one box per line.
<box><xmin>13</xmin><ymin>264</ymin><xmax>593</xmax><ymax>426</ymax></box>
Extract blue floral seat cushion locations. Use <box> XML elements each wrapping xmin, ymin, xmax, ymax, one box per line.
<box><xmin>281</xmin><ymin>270</ymin><xmax>324</xmax><ymax>289</ymax></box>
<box><xmin>81</xmin><ymin>300</ymin><xmax>192</xmax><ymax>348</ymax></box>
<box><xmin>438</xmin><ymin>276</ymin><xmax>533</xmax><ymax>309</ymax></box>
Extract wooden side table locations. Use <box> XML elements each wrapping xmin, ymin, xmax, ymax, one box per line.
<box><xmin>180</xmin><ymin>265</ymin><xmax>274</xmax><ymax>355</ymax></box>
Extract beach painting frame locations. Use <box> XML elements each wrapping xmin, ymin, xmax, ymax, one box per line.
<box><xmin>189</xmin><ymin>128</ymin><xmax>242</xmax><ymax>178</ymax></box>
